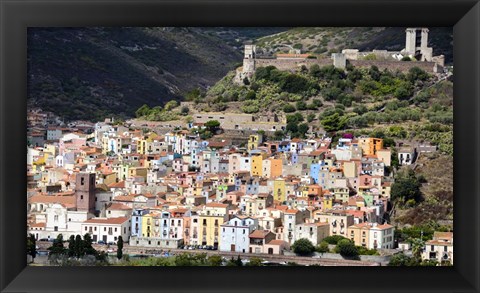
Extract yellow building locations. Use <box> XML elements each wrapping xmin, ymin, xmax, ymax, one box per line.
<box><xmin>248</xmin><ymin>134</ymin><xmax>262</xmax><ymax>151</ymax></box>
<box><xmin>251</xmin><ymin>154</ymin><xmax>264</xmax><ymax>177</ymax></box>
<box><xmin>358</xmin><ymin>137</ymin><xmax>383</xmax><ymax>156</ymax></box>
<box><xmin>141</xmin><ymin>213</ymin><xmax>155</xmax><ymax>237</ymax></box>
<box><xmin>322</xmin><ymin>196</ymin><xmax>333</xmax><ymax>211</ymax></box>
<box><xmin>198</xmin><ymin>203</ymin><xmax>229</xmax><ymax>246</ymax></box>
<box><xmin>273</xmin><ymin>178</ymin><xmax>286</xmax><ymax>202</ymax></box>
<box><xmin>138</xmin><ymin>133</ymin><xmax>160</xmax><ymax>155</ymax></box>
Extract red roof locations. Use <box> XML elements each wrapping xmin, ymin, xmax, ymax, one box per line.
<box><xmin>83</xmin><ymin>217</ymin><xmax>129</xmax><ymax>225</ymax></box>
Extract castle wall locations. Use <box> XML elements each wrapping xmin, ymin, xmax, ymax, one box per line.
<box><xmin>349</xmin><ymin>60</ymin><xmax>436</xmax><ymax>73</ymax></box>
<box><xmin>255</xmin><ymin>58</ymin><xmax>332</xmax><ymax>71</ymax></box>
<box><xmin>252</xmin><ymin>57</ymin><xmax>435</xmax><ymax>73</ymax></box>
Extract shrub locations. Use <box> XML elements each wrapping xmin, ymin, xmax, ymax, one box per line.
<box><xmin>323</xmin><ymin>235</ymin><xmax>347</xmax><ymax>245</ymax></box>
<box><xmin>292</xmin><ymin>238</ymin><xmax>315</xmax><ymax>256</ymax></box>
<box><xmin>335</xmin><ymin>239</ymin><xmax>359</xmax><ymax>258</ymax></box>
<box><xmin>316</xmin><ymin>241</ymin><xmax>330</xmax><ymax>253</ymax></box>
<box><xmin>283</xmin><ymin>104</ymin><xmax>296</xmax><ymax>113</ymax></box>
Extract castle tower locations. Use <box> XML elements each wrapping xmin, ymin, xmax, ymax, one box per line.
<box><xmin>75</xmin><ymin>173</ymin><xmax>96</xmax><ymax>214</ymax></box>
<box><xmin>242</xmin><ymin>44</ymin><xmax>257</xmax><ymax>76</ymax></box>
<box><xmin>405</xmin><ymin>28</ymin><xmax>417</xmax><ymax>56</ymax></box>
<box><xmin>405</xmin><ymin>28</ymin><xmax>433</xmax><ymax>61</ymax></box>
<box><xmin>420</xmin><ymin>28</ymin><xmax>429</xmax><ymax>49</ymax></box>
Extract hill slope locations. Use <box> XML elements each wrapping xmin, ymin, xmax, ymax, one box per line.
<box><xmin>255</xmin><ymin>27</ymin><xmax>453</xmax><ymax>64</ymax></box>
<box><xmin>27</xmin><ymin>27</ymin><xmax>244</xmax><ymax>121</ymax></box>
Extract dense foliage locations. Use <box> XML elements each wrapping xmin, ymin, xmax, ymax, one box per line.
<box><xmin>292</xmin><ymin>238</ymin><xmax>316</xmax><ymax>256</ymax></box>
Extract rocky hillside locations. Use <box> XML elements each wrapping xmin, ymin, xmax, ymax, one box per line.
<box><xmin>28</xmin><ymin>27</ymin><xmax>246</xmax><ymax>121</ymax></box>
<box><xmin>255</xmin><ymin>27</ymin><xmax>453</xmax><ymax>64</ymax></box>
<box><xmin>28</xmin><ymin>27</ymin><xmax>452</xmax><ymax>122</ymax></box>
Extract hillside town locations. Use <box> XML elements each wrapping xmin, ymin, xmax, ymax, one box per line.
<box><xmin>26</xmin><ymin>107</ymin><xmax>453</xmax><ymax>266</ymax></box>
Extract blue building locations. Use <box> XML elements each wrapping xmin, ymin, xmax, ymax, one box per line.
<box><xmin>131</xmin><ymin>208</ymin><xmax>150</xmax><ymax>237</ymax></box>
<box><xmin>310</xmin><ymin>163</ymin><xmax>320</xmax><ymax>184</ymax></box>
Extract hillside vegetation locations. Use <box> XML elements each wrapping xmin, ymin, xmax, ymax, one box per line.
<box><xmin>255</xmin><ymin>27</ymin><xmax>453</xmax><ymax>64</ymax></box>
<box><xmin>28</xmin><ymin>27</ymin><xmax>243</xmax><ymax>121</ymax></box>
<box><xmin>200</xmin><ymin>62</ymin><xmax>452</xmax><ymax>155</ymax></box>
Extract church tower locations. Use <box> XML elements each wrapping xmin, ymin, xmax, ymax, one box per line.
<box><xmin>75</xmin><ymin>173</ymin><xmax>96</xmax><ymax>214</ymax></box>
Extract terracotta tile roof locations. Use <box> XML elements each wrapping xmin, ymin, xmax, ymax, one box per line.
<box><xmin>29</xmin><ymin>222</ymin><xmax>46</xmax><ymax>228</ymax></box>
<box><xmin>83</xmin><ymin>217</ymin><xmax>129</xmax><ymax>225</ymax></box>
<box><xmin>29</xmin><ymin>194</ymin><xmax>76</xmax><ymax>208</ymax></box>
<box><xmin>206</xmin><ymin>202</ymin><xmax>228</xmax><ymax>208</ymax></box>
<box><xmin>266</xmin><ymin>239</ymin><xmax>285</xmax><ymax>245</ymax></box>
<box><xmin>433</xmin><ymin>231</ymin><xmax>453</xmax><ymax>240</ymax></box>
<box><xmin>249</xmin><ymin>230</ymin><xmax>271</xmax><ymax>239</ymax></box>
<box><xmin>108</xmin><ymin>181</ymin><xmax>125</xmax><ymax>188</ymax></box>
<box><xmin>113</xmin><ymin>195</ymin><xmax>135</xmax><ymax>202</ymax></box>
<box><xmin>107</xmin><ymin>203</ymin><xmax>132</xmax><ymax>210</ymax></box>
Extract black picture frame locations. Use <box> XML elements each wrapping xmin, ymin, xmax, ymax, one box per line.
<box><xmin>1</xmin><ymin>0</ymin><xmax>479</xmax><ymax>292</ymax></box>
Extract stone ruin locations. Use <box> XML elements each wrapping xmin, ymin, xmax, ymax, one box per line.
<box><xmin>234</xmin><ymin>28</ymin><xmax>446</xmax><ymax>84</ymax></box>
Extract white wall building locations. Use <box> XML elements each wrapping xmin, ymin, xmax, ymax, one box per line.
<box><xmin>219</xmin><ymin>216</ymin><xmax>258</xmax><ymax>253</ymax></box>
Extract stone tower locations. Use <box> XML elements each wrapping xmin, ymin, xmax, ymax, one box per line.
<box><xmin>75</xmin><ymin>173</ymin><xmax>96</xmax><ymax>214</ymax></box>
<box><xmin>242</xmin><ymin>44</ymin><xmax>257</xmax><ymax>77</ymax></box>
<box><xmin>405</xmin><ymin>28</ymin><xmax>432</xmax><ymax>61</ymax></box>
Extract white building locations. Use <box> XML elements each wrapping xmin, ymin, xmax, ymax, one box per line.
<box><xmin>398</xmin><ymin>147</ymin><xmax>417</xmax><ymax>165</ymax></box>
<box><xmin>294</xmin><ymin>222</ymin><xmax>330</xmax><ymax>246</ymax></box>
<box><xmin>421</xmin><ymin>232</ymin><xmax>453</xmax><ymax>265</ymax></box>
<box><xmin>220</xmin><ymin>216</ymin><xmax>258</xmax><ymax>253</ymax></box>
<box><xmin>81</xmin><ymin>216</ymin><xmax>131</xmax><ymax>243</ymax></box>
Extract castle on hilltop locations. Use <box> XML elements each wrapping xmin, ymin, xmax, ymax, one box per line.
<box><xmin>235</xmin><ymin>28</ymin><xmax>445</xmax><ymax>84</ymax></box>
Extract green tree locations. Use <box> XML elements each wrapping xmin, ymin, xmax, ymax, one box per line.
<box><xmin>208</xmin><ymin>255</ymin><xmax>223</xmax><ymax>266</ymax></box>
<box><xmin>117</xmin><ymin>236</ymin><xmax>124</xmax><ymax>260</ymax></box>
<box><xmin>335</xmin><ymin>239</ymin><xmax>359</xmax><ymax>259</ymax></box>
<box><xmin>245</xmin><ymin>90</ymin><xmax>256</xmax><ymax>100</ymax></box>
<box><xmin>180</xmin><ymin>106</ymin><xmax>190</xmax><ymax>116</ymax></box>
<box><xmin>283</xmin><ymin>104</ymin><xmax>296</xmax><ymax>113</ymax></box>
<box><xmin>391</xmin><ymin>168</ymin><xmax>422</xmax><ymax>204</ymax></box>
<box><xmin>68</xmin><ymin>235</ymin><xmax>75</xmax><ymax>257</ymax></box>
<box><xmin>316</xmin><ymin>241</ymin><xmax>329</xmax><ymax>253</ymax></box>
<box><xmin>298</xmin><ymin>123</ymin><xmax>309</xmax><ymax>138</ymax></box>
<box><xmin>321</xmin><ymin>112</ymin><xmax>347</xmax><ymax>132</ymax></box>
<box><xmin>246</xmin><ymin>257</ymin><xmax>263</xmax><ymax>266</ymax></box>
<box><xmin>273</xmin><ymin>130</ymin><xmax>284</xmax><ymax>141</ymax></box>
<box><xmin>323</xmin><ymin>235</ymin><xmax>347</xmax><ymax>245</ymax></box>
<box><xmin>296</xmin><ymin>101</ymin><xmax>307</xmax><ymax>111</ymax></box>
<box><xmin>205</xmin><ymin>120</ymin><xmax>221</xmax><ymax>132</ymax></box>
<box><xmin>407</xmin><ymin>66</ymin><xmax>429</xmax><ymax>82</ymax></box>
<box><xmin>235</xmin><ymin>255</ymin><xmax>243</xmax><ymax>266</ymax></box>
<box><xmin>307</xmin><ymin>113</ymin><xmax>316</xmax><ymax>123</ymax></box>
<box><xmin>164</xmin><ymin>100</ymin><xmax>178</xmax><ymax>111</ymax></box>
<box><xmin>48</xmin><ymin>234</ymin><xmax>66</xmax><ymax>256</ymax></box>
<box><xmin>388</xmin><ymin>252</ymin><xmax>419</xmax><ymax>266</ymax></box>
<box><xmin>185</xmin><ymin>88</ymin><xmax>201</xmax><ymax>101</ymax></box>
<box><xmin>174</xmin><ymin>253</ymin><xmax>194</xmax><ymax>266</ymax></box>
<box><xmin>74</xmin><ymin>234</ymin><xmax>84</xmax><ymax>258</ymax></box>
<box><xmin>135</xmin><ymin>104</ymin><xmax>150</xmax><ymax>118</ymax></box>
<box><xmin>27</xmin><ymin>234</ymin><xmax>37</xmax><ymax>262</ymax></box>
<box><xmin>292</xmin><ymin>238</ymin><xmax>315</xmax><ymax>256</ymax></box>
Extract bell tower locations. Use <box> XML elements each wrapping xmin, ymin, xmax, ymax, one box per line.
<box><xmin>75</xmin><ymin>173</ymin><xmax>96</xmax><ymax>214</ymax></box>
